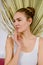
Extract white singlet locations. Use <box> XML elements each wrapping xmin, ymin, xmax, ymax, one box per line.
<box><xmin>14</xmin><ymin>37</ymin><xmax>40</xmax><ymax>65</ymax></box>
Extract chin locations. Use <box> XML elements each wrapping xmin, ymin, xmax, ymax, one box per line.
<box><xmin>17</xmin><ymin>29</ymin><xmax>24</xmax><ymax>33</ymax></box>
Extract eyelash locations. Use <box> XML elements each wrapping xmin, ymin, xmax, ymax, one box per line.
<box><xmin>18</xmin><ymin>19</ymin><xmax>21</xmax><ymax>21</ymax></box>
<box><xmin>13</xmin><ymin>20</ymin><xmax>15</xmax><ymax>23</ymax></box>
<box><xmin>13</xmin><ymin>19</ymin><xmax>21</xmax><ymax>23</ymax></box>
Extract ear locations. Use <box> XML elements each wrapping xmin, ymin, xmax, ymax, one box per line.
<box><xmin>28</xmin><ymin>18</ymin><xmax>32</xmax><ymax>25</ymax></box>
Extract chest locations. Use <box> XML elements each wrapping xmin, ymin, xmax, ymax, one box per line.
<box><xmin>18</xmin><ymin>51</ymin><xmax>38</xmax><ymax>65</ymax></box>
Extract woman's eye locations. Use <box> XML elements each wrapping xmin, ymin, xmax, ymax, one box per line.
<box><xmin>13</xmin><ymin>20</ymin><xmax>15</xmax><ymax>23</ymax></box>
<box><xmin>18</xmin><ymin>19</ymin><xmax>21</xmax><ymax>22</ymax></box>
<box><xmin>13</xmin><ymin>19</ymin><xmax>21</xmax><ymax>23</ymax></box>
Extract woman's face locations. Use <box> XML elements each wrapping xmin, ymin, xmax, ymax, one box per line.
<box><xmin>13</xmin><ymin>12</ymin><xmax>30</xmax><ymax>33</ymax></box>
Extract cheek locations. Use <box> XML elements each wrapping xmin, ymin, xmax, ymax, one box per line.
<box><xmin>20</xmin><ymin>22</ymin><xmax>28</xmax><ymax>30</ymax></box>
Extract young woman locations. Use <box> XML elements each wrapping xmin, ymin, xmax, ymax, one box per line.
<box><xmin>4</xmin><ymin>7</ymin><xmax>43</xmax><ymax>65</ymax></box>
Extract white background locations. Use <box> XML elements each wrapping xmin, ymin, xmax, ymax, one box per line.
<box><xmin>0</xmin><ymin>0</ymin><xmax>8</xmax><ymax>58</ymax></box>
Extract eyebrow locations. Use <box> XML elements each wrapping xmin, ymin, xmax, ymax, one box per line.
<box><xmin>13</xmin><ymin>17</ymin><xmax>21</xmax><ymax>21</ymax></box>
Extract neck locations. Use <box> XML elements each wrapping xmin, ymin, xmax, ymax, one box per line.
<box><xmin>21</xmin><ymin>27</ymin><xmax>35</xmax><ymax>40</ymax></box>
<box><xmin>19</xmin><ymin>27</ymin><xmax>36</xmax><ymax>50</ymax></box>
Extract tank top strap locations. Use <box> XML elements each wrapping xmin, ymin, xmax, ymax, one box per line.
<box><xmin>34</xmin><ymin>37</ymin><xmax>40</xmax><ymax>53</ymax></box>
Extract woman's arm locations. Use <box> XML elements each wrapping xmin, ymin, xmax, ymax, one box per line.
<box><xmin>38</xmin><ymin>37</ymin><xmax>43</xmax><ymax>65</ymax></box>
<box><xmin>4</xmin><ymin>37</ymin><xmax>21</xmax><ymax>65</ymax></box>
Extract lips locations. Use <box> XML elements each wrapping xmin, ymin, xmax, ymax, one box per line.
<box><xmin>15</xmin><ymin>26</ymin><xmax>20</xmax><ymax>30</ymax></box>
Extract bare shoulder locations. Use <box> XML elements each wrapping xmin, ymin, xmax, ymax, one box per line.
<box><xmin>38</xmin><ymin>37</ymin><xmax>43</xmax><ymax>65</ymax></box>
<box><xmin>6</xmin><ymin>35</ymin><xmax>14</xmax><ymax>48</ymax></box>
<box><xmin>39</xmin><ymin>37</ymin><xmax>43</xmax><ymax>48</ymax></box>
<box><xmin>4</xmin><ymin>35</ymin><xmax>14</xmax><ymax>65</ymax></box>
<box><xmin>39</xmin><ymin>37</ymin><xmax>43</xmax><ymax>51</ymax></box>
<box><xmin>7</xmin><ymin>34</ymin><xmax>13</xmax><ymax>42</ymax></box>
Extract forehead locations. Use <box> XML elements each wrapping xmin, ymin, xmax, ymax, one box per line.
<box><xmin>13</xmin><ymin>12</ymin><xmax>26</xmax><ymax>20</ymax></box>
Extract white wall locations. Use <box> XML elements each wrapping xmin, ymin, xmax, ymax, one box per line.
<box><xmin>0</xmin><ymin>29</ymin><xmax>8</xmax><ymax>58</ymax></box>
<box><xmin>0</xmin><ymin>0</ymin><xmax>8</xmax><ymax>58</ymax></box>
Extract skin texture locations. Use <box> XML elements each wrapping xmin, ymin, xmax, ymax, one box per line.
<box><xmin>4</xmin><ymin>12</ymin><xmax>43</xmax><ymax>65</ymax></box>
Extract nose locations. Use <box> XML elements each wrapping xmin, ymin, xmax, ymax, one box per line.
<box><xmin>14</xmin><ymin>20</ymin><xmax>19</xmax><ymax>27</ymax></box>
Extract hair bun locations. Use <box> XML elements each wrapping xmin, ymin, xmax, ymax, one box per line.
<box><xmin>26</xmin><ymin>7</ymin><xmax>35</xmax><ymax>17</ymax></box>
